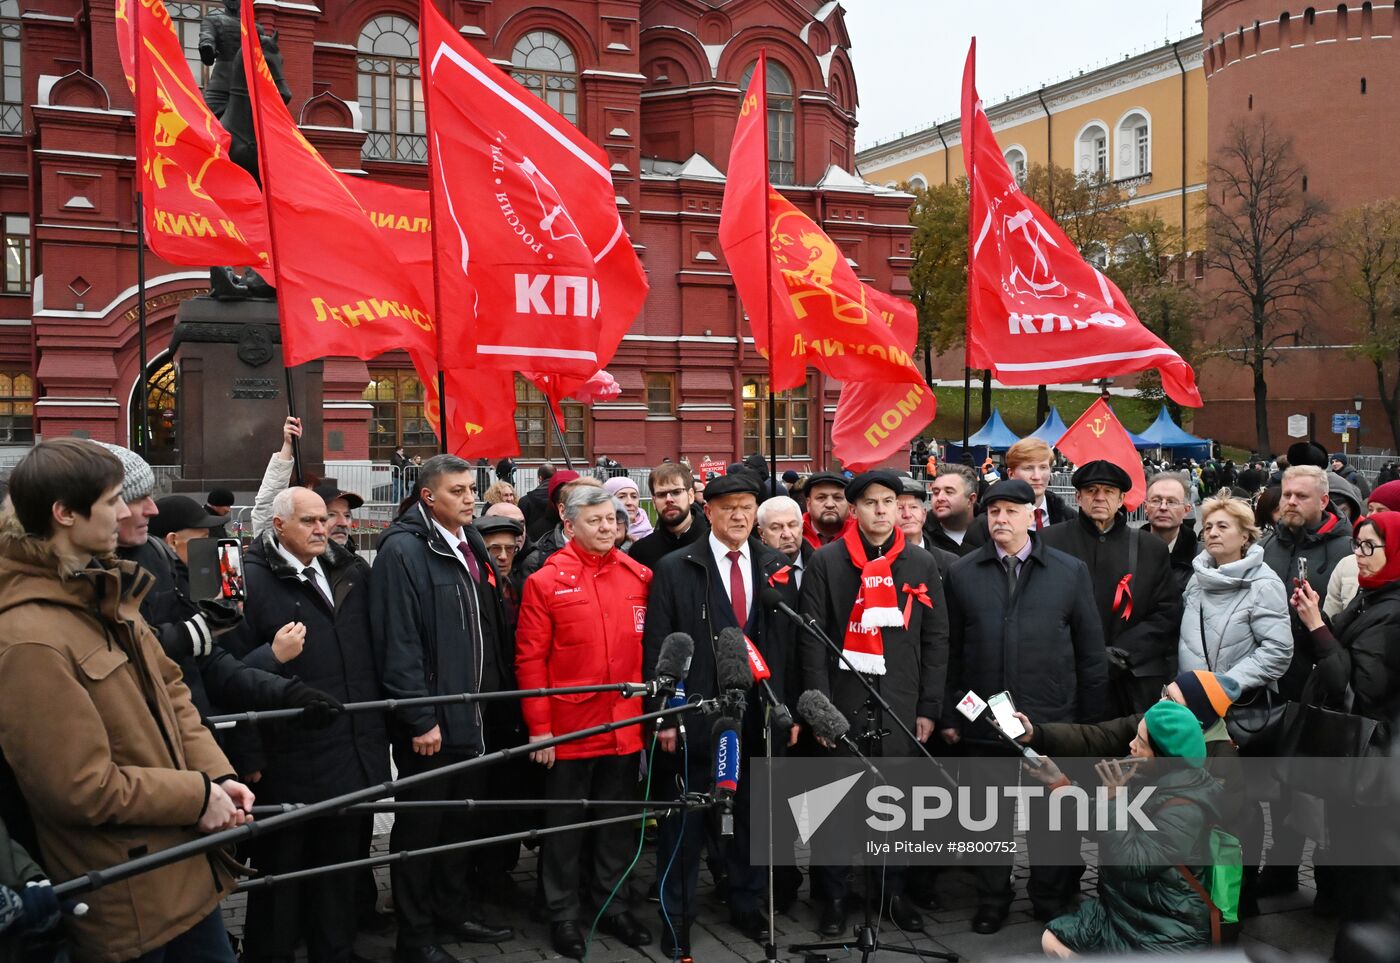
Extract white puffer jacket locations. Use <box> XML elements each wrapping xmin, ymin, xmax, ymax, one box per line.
<box><xmin>1178</xmin><ymin>543</ymin><xmax>1293</xmax><ymax>692</ymax></box>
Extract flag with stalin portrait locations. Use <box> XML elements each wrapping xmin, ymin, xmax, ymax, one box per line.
<box><xmin>115</xmin><ymin>0</ymin><xmax>270</xmax><ymax>268</ymax></box>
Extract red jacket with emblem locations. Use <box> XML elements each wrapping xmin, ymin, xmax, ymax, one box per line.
<box><xmin>516</xmin><ymin>541</ymin><xmax>651</xmax><ymax>759</ymax></box>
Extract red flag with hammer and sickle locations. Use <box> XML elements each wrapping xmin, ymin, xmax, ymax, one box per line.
<box><xmin>115</xmin><ymin>0</ymin><xmax>270</xmax><ymax>269</ymax></box>
<box><xmin>961</xmin><ymin>39</ymin><xmax>1201</xmax><ymax>407</ymax></box>
<box><xmin>1055</xmin><ymin>398</ymin><xmax>1148</xmax><ymax>511</ymax></box>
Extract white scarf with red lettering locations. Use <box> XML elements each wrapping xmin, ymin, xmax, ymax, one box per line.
<box><xmin>839</xmin><ymin>525</ymin><xmax>906</xmax><ymax>675</ymax></box>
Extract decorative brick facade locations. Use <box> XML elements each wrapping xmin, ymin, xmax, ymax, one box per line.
<box><xmin>4</xmin><ymin>0</ymin><xmax>915</xmax><ymax>470</ymax></box>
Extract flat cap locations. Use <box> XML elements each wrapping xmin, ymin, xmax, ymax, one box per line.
<box><xmin>150</xmin><ymin>495</ymin><xmax>225</xmax><ymax>538</ymax></box>
<box><xmin>802</xmin><ymin>471</ymin><xmax>847</xmax><ymax>495</ymax></box>
<box><xmin>981</xmin><ymin>479</ymin><xmax>1035</xmax><ymax>508</ymax></box>
<box><xmin>1071</xmin><ymin>459</ymin><xmax>1132</xmax><ymax>491</ymax></box>
<box><xmin>474</xmin><ymin>515</ymin><xmax>524</xmax><ymax>538</ymax></box>
<box><xmin>844</xmin><ymin>470</ymin><xmax>903</xmax><ymax>503</ymax></box>
<box><xmin>312</xmin><ymin>478</ymin><xmax>364</xmax><ymax>511</ymax></box>
<box><xmin>896</xmin><ymin>475</ymin><xmax>927</xmax><ymax>499</ymax></box>
<box><xmin>704</xmin><ymin>470</ymin><xmax>762</xmax><ymax>501</ymax></box>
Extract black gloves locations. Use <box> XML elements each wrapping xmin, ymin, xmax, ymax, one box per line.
<box><xmin>1105</xmin><ymin>647</ymin><xmax>1133</xmax><ymax>673</ymax></box>
<box><xmin>283</xmin><ymin>680</ymin><xmax>345</xmax><ymax>729</ymax></box>
<box><xmin>0</xmin><ymin>880</ymin><xmax>61</xmax><ymax>935</ymax></box>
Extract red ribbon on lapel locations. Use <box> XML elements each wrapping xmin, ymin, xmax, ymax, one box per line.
<box><xmin>901</xmin><ymin>582</ymin><xmax>933</xmax><ymax>629</ymax></box>
<box><xmin>1113</xmin><ymin>573</ymin><xmax>1132</xmax><ymax>622</ymax></box>
<box><xmin>768</xmin><ymin>565</ymin><xmax>792</xmax><ymax>587</ymax></box>
<box><xmin>486</xmin><ymin>565</ymin><xmax>497</xmax><ymax>588</ymax></box>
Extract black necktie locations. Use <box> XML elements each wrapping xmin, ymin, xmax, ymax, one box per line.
<box><xmin>302</xmin><ymin>566</ymin><xmax>333</xmax><ymax>609</ymax></box>
<box><xmin>1002</xmin><ymin>555</ymin><xmax>1019</xmax><ymax>599</ymax></box>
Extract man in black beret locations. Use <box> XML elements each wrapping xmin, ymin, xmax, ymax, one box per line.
<box><xmin>940</xmin><ymin>478</ymin><xmax>1106</xmax><ymax>932</ymax></box>
<box><xmin>1040</xmin><ymin>459</ymin><xmax>1179</xmax><ymax>717</ymax></box>
<box><xmin>800</xmin><ymin>470</ymin><xmax>948</xmax><ymax>937</ymax></box>
<box><xmin>800</xmin><ymin>471</ymin><xmax>851</xmax><ymax>549</ymax></box>
<box><xmin>641</xmin><ymin>466</ymin><xmax>802</xmax><ymax>953</ymax></box>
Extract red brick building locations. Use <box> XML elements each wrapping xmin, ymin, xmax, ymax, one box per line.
<box><xmin>4</xmin><ymin>0</ymin><xmax>915</xmax><ymax>471</ymax></box>
<box><xmin>1199</xmin><ymin>1</ymin><xmax>1400</xmax><ymax>451</ymax></box>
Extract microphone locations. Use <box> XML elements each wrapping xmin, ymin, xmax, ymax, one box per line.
<box><xmin>711</xmin><ymin>715</ymin><xmax>742</xmax><ymax>836</ymax></box>
<box><xmin>953</xmin><ymin>689</ymin><xmax>1045</xmax><ymax>768</ymax></box>
<box><xmin>759</xmin><ymin>585</ymin><xmax>814</xmax><ymax>633</ymax></box>
<box><xmin>648</xmin><ymin>632</ymin><xmax>694</xmax><ymax>698</ymax></box>
<box><xmin>714</xmin><ymin>627</ymin><xmax>754</xmax><ymax>718</ymax></box>
<box><xmin>797</xmin><ymin>689</ymin><xmax>882</xmax><ymax>781</ymax></box>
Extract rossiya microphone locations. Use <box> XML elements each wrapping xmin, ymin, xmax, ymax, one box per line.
<box><xmin>649</xmin><ymin>632</ymin><xmax>694</xmax><ymax>698</ymax></box>
<box><xmin>711</xmin><ymin>714</ymin><xmax>742</xmax><ymax>836</ymax></box>
<box><xmin>714</xmin><ymin>627</ymin><xmax>754</xmax><ymax>718</ymax></box>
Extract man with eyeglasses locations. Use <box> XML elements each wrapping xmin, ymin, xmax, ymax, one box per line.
<box><xmin>1142</xmin><ymin>472</ymin><xmax>1198</xmax><ymax>593</ymax></box>
<box><xmin>629</xmin><ymin>462</ymin><xmax>710</xmax><ymax>571</ymax></box>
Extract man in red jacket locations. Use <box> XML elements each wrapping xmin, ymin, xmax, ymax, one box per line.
<box><xmin>516</xmin><ymin>485</ymin><xmax>653</xmax><ymax>960</ymax></box>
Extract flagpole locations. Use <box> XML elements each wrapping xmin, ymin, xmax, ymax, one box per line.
<box><xmin>758</xmin><ymin>50</ymin><xmax>778</xmax><ymax>492</ymax></box>
<box><xmin>240</xmin><ymin>5</ymin><xmax>302</xmax><ymax>485</ymax></box>
<box><xmin>961</xmin><ymin>41</ymin><xmax>976</xmax><ymax>466</ymax></box>
<box><xmin>420</xmin><ymin>0</ymin><xmax>449</xmax><ymax>456</ymax></box>
<box><xmin>132</xmin><ymin>23</ymin><xmax>151</xmax><ymax>459</ymax></box>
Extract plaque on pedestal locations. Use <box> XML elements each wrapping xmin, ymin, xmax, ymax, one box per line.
<box><xmin>171</xmin><ymin>297</ymin><xmax>324</xmax><ymax>491</ymax></box>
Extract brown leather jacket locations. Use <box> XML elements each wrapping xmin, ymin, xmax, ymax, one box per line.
<box><xmin>0</xmin><ymin>522</ymin><xmax>236</xmax><ymax>962</ymax></box>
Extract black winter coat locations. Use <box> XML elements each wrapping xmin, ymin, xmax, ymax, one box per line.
<box><xmin>943</xmin><ymin>535</ymin><xmax>1107</xmax><ymax>735</ymax></box>
<box><xmin>1166</xmin><ymin>525</ymin><xmax>1200</xmax><ymax>595</ymax></box>
<box><xmin>1261</xmin><ymin>509</ymin><xmax>1352</xmax><ymax>700</ymax></box>
<box><xmin>220</xmin><ymin>535</ymin><xmax>389</xmax><ymax>803</ymax></box>
<box><xmin>118</xmin><ymin>537</ymin><xmax>295</xmax><ymax>723</ymax></box>
<box><xmin>1041</xmin><ymin>511</ymin><xmax>1181</xmax><ymax>679</ymax></box>
<box><xmin>923</xmin><ymin>516</ymin><xmax>987</xmax><ymax>558</ymax></box>
<box><xmin>800</xmin><ymin>533</ymin><xmax>950</xmax><ymax>756</ymax></box>
<box><xmin>1312</xmin><ymin>580</ymin><xmax>1400</xmax><ymax>723</ymax></box>
<box><xmin>628</xmin><ymin>506</ymin><xmax>710</xmax><ymax>571</ymax></box>
<box><xmin>521</xmin><ymin>482</ymin><xmax>554</xmax><ymax>542</ymax></box>
<box><xmin>641</xmin><ymin>535</ymin><xmax>800</xmax><ymax>755</ymax></box>
<box><xmin>372</xmin><ymin>502</ymin><xmax>515</xmax><ymax>753</ymax></box>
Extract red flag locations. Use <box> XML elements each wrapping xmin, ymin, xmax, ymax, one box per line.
<box><xmin>413</xmin><ymin>351</ymin><xmax>521</xmax><ymax>459</ymax></box>
<box><xmin>720</xmin><ymin>54</ymin><xmax>922</xmax><ymax>392</ymax></box>
<box><xmin>960</xmin><ymin>40</ymin><xmax>1201</xmax><ymax>407</ymax></box>
<box><xmin>1054</xmin><ymin>398</ymin><xmax>1148</xmax><ymax>511</ymax></box>
<box><xmin>115</xmin><ymin>0</ymin><xmax>270</xmax><ymax>268</ymax></box>
<box><xmin>339</xmin><ymin>175</ymin><xmax>433</xmax><ymax>291</ymax></box>
<box><xmin>830</xmin><ymin>285</ymin><xmax>936</xmax><ymax>470</ymax></box>
<box><xmin>240</xmin><ymin>2</ymin><xmax>442</xmax><ymax>367</ymax></box>
<box><xmin>419</xmin><ymin>0</ymin><xmax>647</xmax><ymax>384</ymax></box>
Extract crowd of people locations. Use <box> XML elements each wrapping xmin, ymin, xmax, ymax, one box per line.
<box><xmin>0</xmin><ymin>424</ymin><xmax>1395</xmax><ymax>962</ymax></box>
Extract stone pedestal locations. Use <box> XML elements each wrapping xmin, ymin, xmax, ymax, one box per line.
<box><xmin>171</xmin><ymin>297</ymin><xmax>324</xmax><ymax>491</ymax></box>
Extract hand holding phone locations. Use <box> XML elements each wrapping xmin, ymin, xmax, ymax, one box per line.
<box><xmin>987</xmin><ymin>691</ymin><xmax>1026</xmax><ymax>740</ymax></box>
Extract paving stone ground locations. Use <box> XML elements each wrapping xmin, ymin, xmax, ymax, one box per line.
<box><xmin>222</xmin><ymin>823</ymin><xmax>1338</xmax><ymax>962</ymax></box>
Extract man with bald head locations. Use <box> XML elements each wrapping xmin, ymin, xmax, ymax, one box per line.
<box><xmin>222</xmin><ymin>486</ymin><xmax>387</xmax><ymax>963</ymax></box>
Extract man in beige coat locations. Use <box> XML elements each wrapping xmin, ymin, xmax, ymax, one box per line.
<box><xmin>0</xmin><ymin>439</ymin><xmax>254</xmax><ymax>962</ymax></box>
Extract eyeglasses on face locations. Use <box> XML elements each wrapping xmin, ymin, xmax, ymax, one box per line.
<box><xmin>1146</xmin><ymin>497</ymin><xmax>1184</xmax><ymax>508</ymax></box>
<box><xmin>1354</xmin><ymin>539</ymin><xmax>1383</xmax><ymax>557</ymax></box>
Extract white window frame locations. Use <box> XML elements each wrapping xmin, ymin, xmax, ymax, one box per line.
<box><xmin>1114</xmin><ymin>108</ymin><xmax>1152</xmax><ymax>179</ymax></box>
<box><xmin>1075</xmin><ymin>121</ymin><xmax>1110</xmax><ymax>179</ymax></box>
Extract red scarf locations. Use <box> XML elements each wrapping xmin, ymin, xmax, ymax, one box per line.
<box><xmin>1356</xmin><ymin>513</ymin><xmax>1400</xmax><ymax>589</ymax></box>
<box><xmin>802</xmin><ymin>512</ymin><xmax>854</xmax><ymax>550</ymax></box>
<box><xmin>838</xmin><ymin>525</ymin><xmax>906</xmax><ymax>675</ymax></box>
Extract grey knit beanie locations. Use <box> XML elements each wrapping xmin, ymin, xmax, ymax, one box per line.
<box><xmin>93</xmin><ymin>442</ymin><xmax>155</xmax><ymax>503</ymax></box>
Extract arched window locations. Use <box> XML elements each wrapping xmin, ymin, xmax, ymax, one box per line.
<box><xmin>1116</xmin><ymin>110</ymin><xmax>1151</xmax><ymax>178</ymax></box>
<box><xmin>510</xmin><ymin>31</ymin><xmax>579</xmax><ymax>124</ymax></box>
<box><xmin>1003</xmin><ymin>147</ymin><xmax>1027</xmax><ymax>182</ymax></box>
<box><xmin>0</xmin><ymin>367</ymin><xmax>33</xmax><ymax>444</ymax></box>
<box><xmin>1075</xmin><ymin>122</ymin><xmax>1109</xmax><ymax>179</ymax></box>
<box><xmin>906</xmin><ymin>174</ymin><xmax>928</xmax><ymax>191</ymax></box>
<box><xmin>133</xmin><ymin>358</ymin><xmax>176</xmax><ymax>464</ymax></box>
<box><xmin>1084</xmin><ymin>242</ymin><xmax>1108</xmax><ymax>270</ymax></box>
<box><xmin>0</xmin><ymin>0</ymin><xmax>19</xmax><ymax>134</ymax></box>
<box><xmin>358</xmin><ymin>16</ymin><xmax>425</xmax><ymax>163</ymax></box>
<box><xmin>741</xmin><ymin>60</ymin><xmax>796</xmax><ymax>184</ymax></box>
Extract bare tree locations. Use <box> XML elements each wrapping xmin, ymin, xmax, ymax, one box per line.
<box><xmin>1205</xmin><ymin>116</ymin><xmax>1329</xmax><ymax>455</ymax></box>
<box><xmin>1336</xmin><ymin>200</ymin><xmax>1400</xmax><ymax>451</ymax></box>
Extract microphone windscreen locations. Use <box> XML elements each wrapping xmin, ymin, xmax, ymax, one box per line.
<box><xmin>714</xmin><ymin>627</ymin><xmax>754</xmax><ymax>692</ymax></box>
<box><xmin>655</xmin><ymin>632</ymin><xmax>694</xmax><ymax>682</ymax></box>
<box><xmin>797</xmin><ymin>689</ymin><xmax>851</xmax><ymax>744</ymax></box>
<box><xmin>711</xmin><ymin>717</ymin><xmax>742</xmax><ymax>793</ymax></box>
<box><xmin>758</xmin><ymin>585</ymin><xmax>786</xmax><ymax>611</ymax></box>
